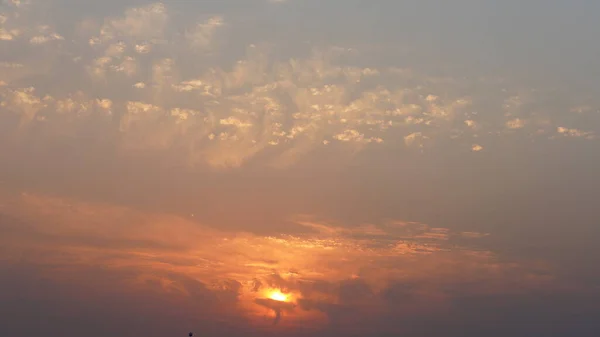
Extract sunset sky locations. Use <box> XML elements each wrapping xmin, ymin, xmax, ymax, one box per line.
<box><xmin>1</xmin><ymin>1</ymin><xmax>600</xmax><ymax>336</ymax></box>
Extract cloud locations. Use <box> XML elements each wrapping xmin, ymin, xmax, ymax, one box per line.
<box><xmin>186</xmin><ymin>16</ymin><xmax>224</xmax><ymax>51</ymax></box>
<box><xmin>0</xmin><ymin>191</ymin><xmax>562</xmax><ymax>332</ymax></box>
<box><xmin>557</xmin><ymin>126</ymin><xmax>595</xmax><ymax>139</ymax></box>
<box><xmin>1</xmin><ymin>2</ymin><xmax>599</xmax><ymax>336</ymax></box>
<box><xmin>3</xmin><ymin>0</ymin><xmax>30</xmax><ymax>8</ymax></box>
<box><xmin>404</xmin><ymin>132</ymin><xmax>428</xmax><ymax>148</ymax></box>
<box><xmin>471</xmin><ymin>144</ymin><xmax>483</xmax><ymax>152</ymax></box>
<box><xmin>97</xmin><ymin>3</ymin><xmax>168</xmax><ymax>42</ymax></box>
<box><xmin>254</xmin><ymin>298</ymin><xmax>296</xmax><ymax>325</ymax></box>
<box><xmin>506</xmin><ymin>117</ymin><xmax>526</xmax><ymax>129</ymax></box>
<box><xmin>461</xmin><ymin>231</ymin><xmax>490</xmax><ymax>239</ymax></box>
<box><xmin>0</xmin><ymin>1</ymin><xmax>597</xmax><ymax>169</ymax></box>
<box><xmin>28</xmin><ymin>25</ymin><xmax>63</xmax><ymax>44</ymax></box>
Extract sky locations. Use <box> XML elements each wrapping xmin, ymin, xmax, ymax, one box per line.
<box><xmin>1</xmin><ymin>0</ymin><xmax>600</xmax><ymax>336</ymax></box>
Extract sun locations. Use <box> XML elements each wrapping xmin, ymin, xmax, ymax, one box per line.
<box><xmin>268</xmin><ymin>290</ymin><xmax>288</xmax><ymax>302</ymax></box>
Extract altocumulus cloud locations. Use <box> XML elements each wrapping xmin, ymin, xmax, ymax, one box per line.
<box><xmin>0</xmin><ymin>0</ymin><xmax>598</xmax><ymax>171</ymax></box>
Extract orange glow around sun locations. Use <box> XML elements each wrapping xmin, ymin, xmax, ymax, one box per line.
<box><xmin>268</xmin><ymin>290</ymin><xmax>289</xmax><ymax>302</ymax></box>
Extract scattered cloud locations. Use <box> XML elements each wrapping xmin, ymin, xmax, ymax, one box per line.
<box><xmin>506</xmin><ymin>118</ymin><xmax>526</xmax><ymax>129</ymax></box>
<box><xmin>186</xmin><ymin>15</ymin><xmax>224</xmax><ymax>51</ymax></box>
<box><xmin>0</xmin><ymin>1</ymin><xmax>597</xmax><ymax>171</ymax></box>
<box><xmin>557</xmin><ymin>126</ymin><xmax>595</xmax><ymax>139</ymax></box>
<box><xmin>98</xmin><ymin>3</ymin><xmax>169</xmax><ymax>42</ymax></box>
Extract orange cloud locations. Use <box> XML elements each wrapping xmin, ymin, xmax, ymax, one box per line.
<box><xmin>0</xmin><ymin>191</ymin><xmax>560</xmax><ymax>332</ymax></box>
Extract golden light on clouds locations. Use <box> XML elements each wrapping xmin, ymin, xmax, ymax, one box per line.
<box><xmin>268</xmin><ymin>290</ymin><xmax>289</xmax><ymax>302</ymax></box>
<box><xmin>0</xmin><ymin>191</ymin><xmax>561</xmax><ymax>332</ymax></box>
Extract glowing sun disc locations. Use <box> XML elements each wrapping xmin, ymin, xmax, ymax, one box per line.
<box><xmin>269</xmin><ymin>291</ymin><xmax>288</xmax><ymax>302</ymax></box>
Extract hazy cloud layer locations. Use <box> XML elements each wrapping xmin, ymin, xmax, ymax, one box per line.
<box><xmin>1</xmin><ymin>1</ymin><xmax>600</xmax><ymax>337</ymax></box>
<box><xmin>1</xmin><ymin>191</ymin><xmax>588</xmax><ymax>336</ymax></box>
